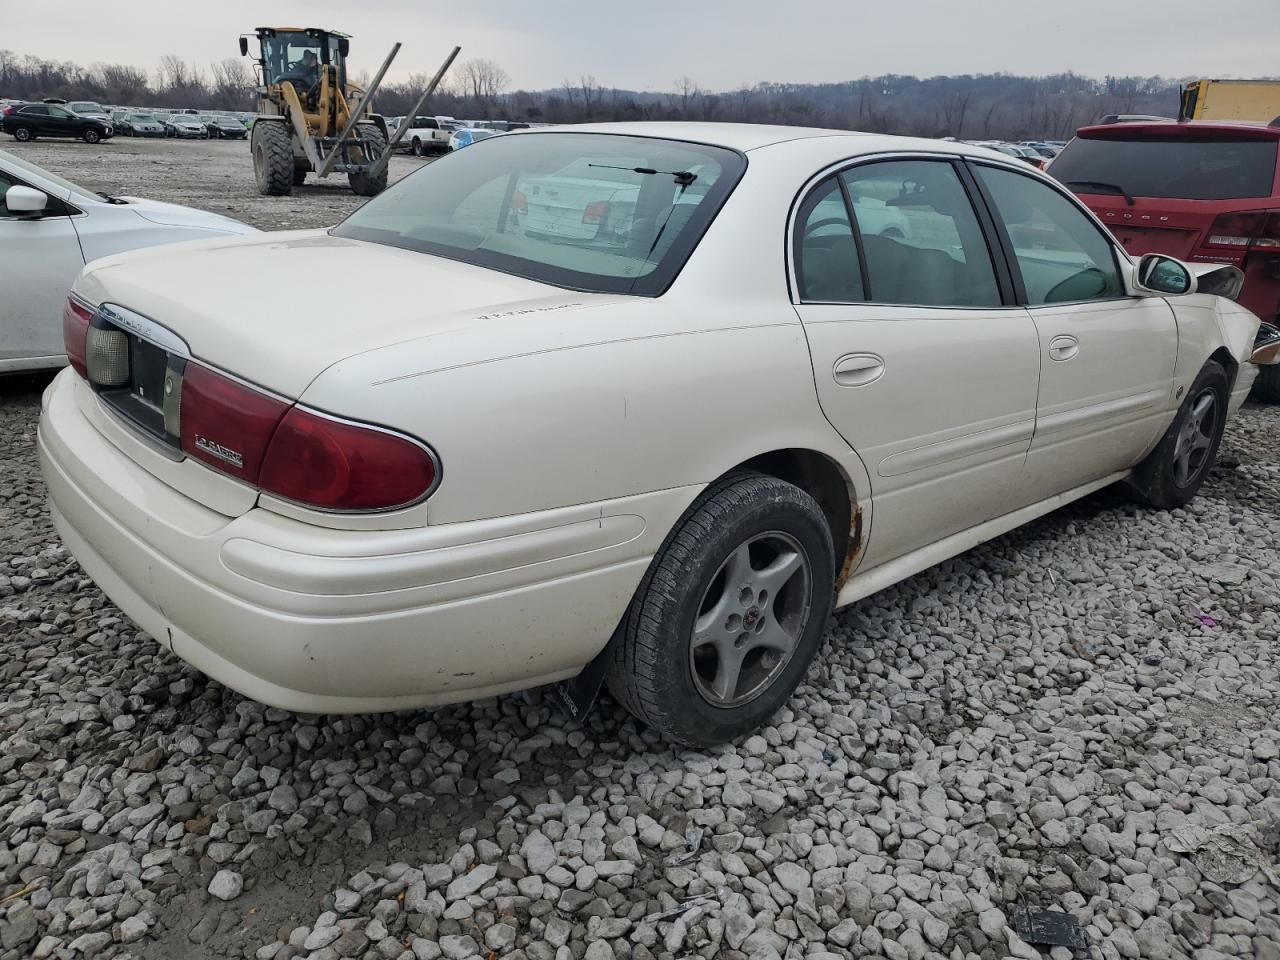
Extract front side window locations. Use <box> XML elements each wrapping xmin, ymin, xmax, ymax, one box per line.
<box><xmin>47</xmin><ymin>107</ymin><xmax>71</xmax><ymax>119</ymax></box>
<box><xmin>841</xmin><ymin>160</ymin><xmax>1001</xmax><ymax>307</ymax></box>
<box><xmin>333</xmin><ymin>132</ymin><xmax>746</xmax><ymax>296</ymax></box>
<box><xmin>975</xmin><ymin>164</ymin><xmax>1124</xmax><ymax>305</ymax></box>
<box><xmin>794</xmin><ymin>177</ymin><xmax>863</xmax><ymax>302</ymax></box>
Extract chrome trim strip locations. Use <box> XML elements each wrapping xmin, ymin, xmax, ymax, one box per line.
<box><xmin>97</xmin><ymin>302</ymin><xmax>192</xmax><ymax>357</ymax></box>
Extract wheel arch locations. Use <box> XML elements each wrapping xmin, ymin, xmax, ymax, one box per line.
<box><xmin>726</xmin><ymin>447</ymin><xmax>864</xmax><ymax>590</ymax></box>
<box><xmin>1209</xmin><ymin>345</ymin><xmax>1238</xmax><ymax>387</ymax></box>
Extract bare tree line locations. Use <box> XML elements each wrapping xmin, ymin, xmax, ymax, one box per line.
<box><xmin>0</xmin><ymin>46</ymin><xmax>1183</xmax><ymax>138</ymax></box>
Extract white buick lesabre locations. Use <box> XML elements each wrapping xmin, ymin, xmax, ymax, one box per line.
<box><xmin>39</xmin><ymin>123</ymin><xmax>1276</xmax><ymax>745</ymax></box>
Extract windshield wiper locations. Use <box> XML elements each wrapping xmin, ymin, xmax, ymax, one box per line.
<box><xmin>588</xmin><ymin>163</ymin><xmax>698</xmax><ymax>186</ymax></box>
<box><xmin>95</xmin><ymin>191</ymin><xmax>127</xmax><ymax>205</ymax></box>
<box><xmin>1063</xmin><ymin>180</ymin><xmax>1135</xmax><ymax>207</ymax></box>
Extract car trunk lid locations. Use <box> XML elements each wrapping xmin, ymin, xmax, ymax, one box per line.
<box><xmin>71</xmin><ymin>230</ymin><xmax>618</xmax><ymax>517</ymax></box>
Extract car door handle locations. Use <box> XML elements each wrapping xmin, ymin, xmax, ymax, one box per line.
<box><xmin>1048</xmin><ymin>335</ymin><xmax>1079</xmax><ymax>362</ymax></box>
<box><xmin>833</xmin><ymin>353</ymin><xmax>885</xmax><ymax>386</ymax></box>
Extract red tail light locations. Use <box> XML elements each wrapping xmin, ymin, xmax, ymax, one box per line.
<box><xmin>180</xmin><ymin>364</ymin><xmax>289</xmax><ymax>484</ymax></box>
<box><xmin>582</xmin><ymin>200</ymin><xmax>610</xmax><ymax>225</ymax></box>
<box><xmin>2</xmin><ymin>106</ymin><xmax>14</xmax><ymax>117</ymax></box>
<box><xmin>1206</xmin><ymin>209</ymin><xmax>1280</xmax><ymax>250</ymax></box>
<box><xmin>512</xmin><ymin>190</ymin><xmax>528</xmax><ymax>214</ymax></box>
<box><xmin>179</xmin><ymin>362</ymin><xmax>438</xmax><ymax>511</ymax></box>
<box><xmin>63</xmin><ymin>298</ymin><xmax>93</xmax><ymax>378</ymax></box>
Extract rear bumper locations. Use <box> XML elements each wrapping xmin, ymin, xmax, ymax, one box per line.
<box><xmin>39</xmin><ymin>370</ymin><xmax>691</xmax><ymax>713</ymax></box>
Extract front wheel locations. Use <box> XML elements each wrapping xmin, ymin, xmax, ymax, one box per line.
<box><xmin>82</xmin><ymin>128</ymin><xmax>100</xmax><ymax>144</ymax></box>
<box><xmin>252</xmin><ymin>121</ymin><xmax>294</xmax><ymax>196</ymax></box>
<box><xmin>606</xmin><ymin>474</ymin><xmax>835</xmax><ymax>746</ymax></box>
<box><xmin>1128</xmin><ymin>360</ymin><xmax>1229</xmax><ymax>510</ymax></box>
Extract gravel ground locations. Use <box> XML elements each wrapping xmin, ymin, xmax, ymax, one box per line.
<box><xmin>2</xmin><ymin>139</ymin><xmax>1280</xmax><ymax>960</ymax></box>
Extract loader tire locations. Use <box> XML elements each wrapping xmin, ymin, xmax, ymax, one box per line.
<box><xmin>348</xmin><ymin>126</ymin><xmax>388</xmax><ymax>197</ymax></box>
<box><xmin>252</xmin><ymin>121</ymin><xmax>293</xmax><ymax>197</ymax></box>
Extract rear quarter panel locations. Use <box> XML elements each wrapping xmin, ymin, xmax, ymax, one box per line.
<box><xmin>299</xmin><ymin>296</ymin><xmax>864</xmax><ymax>525</ymax></box>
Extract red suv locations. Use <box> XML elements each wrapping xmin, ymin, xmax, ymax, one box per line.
<box><xmin>1051</xmin><ymin>119</ymin><xmax>1280</xmax><ymax>392</ymax></box>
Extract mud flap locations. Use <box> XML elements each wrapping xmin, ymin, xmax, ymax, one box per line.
<box><xmin>553</xmin><ymin>639</ymin><xmax>613</xmax><ymax>721</ymax></box>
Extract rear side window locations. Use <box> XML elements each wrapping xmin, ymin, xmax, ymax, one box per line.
<box><xmin>841</xmin><ymin>160</ymin><xmax>1001</xmax><ymax>308</ymax></box>
<box><xmin>975</xmin><ymin>165</ymin><xmax>1124</xmax><ymax>305</ymax></box>
<box><xmin>1052</xmin><ymin>136</ymin><xmax>1278</xmax><ymax>200</ymax></box>
<box><xmin>794</xmin><ymin>177</ymin><xmax>863</xmax><ymax>302</ymax></box>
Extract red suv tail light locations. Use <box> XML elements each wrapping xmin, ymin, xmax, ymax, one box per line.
<box><xmin>63</xmin><ymin>298</ymin><xmax>93</xmax><ymax>378</ymax></box>
<box><xmin>259</xmin><ymin>407</ymin><xmax>438</xmax><ymax>512</ymax></box>
<box><xmin>1206</xmin><ymin>209</ymin><xmax>1280</xmax><ymax>250</ymax></box>
<box><xmin>179</xmin><ymin>362</ymin><xmax>438</xmax><ymax>511</ymax></box>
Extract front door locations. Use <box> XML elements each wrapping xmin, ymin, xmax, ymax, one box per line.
<box><xmin>970</xmin><ymin>162</ymin><xmax>1178</xmax><ymax>493</ymax></box>
<box><xmin>0</xmin><ymin>174</ymin><xmax>84</xmax><ymax>369</ymax></box>
<box><xmin>793</xmin><ymin>158</ymin><xmax>1043</xmax><ymax>568</ymax></box>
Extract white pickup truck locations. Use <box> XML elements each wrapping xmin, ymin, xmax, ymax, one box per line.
<box><xmin>399</xmin><ymin>116</ymin><xmax>454</xmax><ymax>156</ymax></box>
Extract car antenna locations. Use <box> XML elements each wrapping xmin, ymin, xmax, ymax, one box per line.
<box><xmin>588</xmin><ymin>163</ymin><xmax>698</xmax><ymax>186</ymax></box>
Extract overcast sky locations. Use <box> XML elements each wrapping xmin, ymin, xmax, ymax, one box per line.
<box><xmin>3</xmin><ymin>0</ymin><xmax>1276</xmax><ymax>91</ymax></box>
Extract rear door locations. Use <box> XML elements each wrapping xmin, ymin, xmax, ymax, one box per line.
<box><xmin>970</xmin><ymin>161</ymin><xmax>1177</xmax><ymax>491</ymax></box>
<box><xmin>793</xmin><ymin>157</ymin><xmax>1042</xmax><ymax>568</ymax></box>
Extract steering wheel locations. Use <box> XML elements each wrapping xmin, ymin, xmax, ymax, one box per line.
<box><xmin>804</xmin><ymin>217</ymin><xmax>850</xmax><ymax>239</ymax></box>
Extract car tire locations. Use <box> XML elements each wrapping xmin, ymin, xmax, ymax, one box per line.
<box><xmin>606</xmin><ymin>473</ymin><xmax>835</xmax><ymax>747</ymax></box>
<box><xmin>12</xmin><ymin>126</ymin><xmax>33</xmax><ymax>142</ymax></box>
<box><xmin>1251</xmin><ymin>363</ymin><xmax>1280</xmax><ymax>403</ymax></box>
<box><xmin>82</xmin><ymin>128</ymin><xmax>101</xmax><ymax>144</ymax></box>
<box><xmin>348</xmin><ymin>125</ymin><xmax>389</xmax><ymax>197</ymax></box>
<box><xmin>252</xmin><ymin>121</ymin><xmax>294</xmax><ymax>196</ymax></box>
<box><xmin>1128</xmin><ymin>360</ymin><xmax>1229</xmax><ymax>510</ymax></box>
<box><xmin>412</xmin><ymin>138</ymin><xmax>424</xmax><ymax>157</ymax></box>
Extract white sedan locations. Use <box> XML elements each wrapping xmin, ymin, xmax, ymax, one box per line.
<box><xmin>38</xmin><ymin>123</ymin><xmax>1274</xmax><ymax>746</ymax></box>
<box><xmin>0</xmin><ymin>148</ymin><xmax>255</xmax><ymax>373</ymax></box>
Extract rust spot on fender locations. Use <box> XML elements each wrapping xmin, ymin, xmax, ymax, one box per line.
<box><xmin>836</xmin><ymin>501</ymin><xmax>865</xmax><ymax>591</ymax></box>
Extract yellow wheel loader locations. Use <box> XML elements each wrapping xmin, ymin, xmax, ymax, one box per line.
<box><xmin>239</xmin><ymin>27</ymin><xmax>394</xmax><ymax>197</ymax></box>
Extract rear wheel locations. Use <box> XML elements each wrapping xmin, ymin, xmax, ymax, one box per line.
<box><xmin>252</xmin><ymin>121</ymin><xmax>294</xmax><ymax>196</ymax></box>
<box><xmin>606</xmin><ymin>473</ymin><xmax>835</xmax><ymax>746</ymax></box>
<box><xmin>411</xmin><ymin>137</ymin><xmax>424</xmax><ymax>157</ymax></box>
<box><xmin>82</xmin><ymin>128</ymin><xmax>100</xmax><ymax>144</ymax></box>
<box><xmin>348</xmin><ymin>126</ymin><xmax>388</xmax><ymax>197</ymax></box>
<box><xmin>1252</xmin><ymin>363</ymin><xmax>1280</xmax><ymax>403</ymax></box>
<box><xmin>12</xmin><ymin>126</ymin><xmax>33</xmax><ymax>142</ymax></box>
<box><xmin>1128</xmin><ymin>360</ymin><xmax>1228</xmax><ymax>509</ymax></box>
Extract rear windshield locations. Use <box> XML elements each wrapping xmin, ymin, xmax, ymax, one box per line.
<box><xmin>332</xmin><ymin>132</ymin><xmax>745</xmax><ymax>296</ymax></box>
<box><xmin>1052</xmin><ymin>136</ymin><xmax>1278</xmax><ymax>200</ymax></box>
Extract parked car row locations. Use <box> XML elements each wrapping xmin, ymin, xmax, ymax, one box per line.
<box><xmin>0</xmin><ymin>97</ymin><xmax>254</xmax><ymax>144</ymax></box>
<box><xmin>385</xmin><ymin>115</ymin><xmax>539</xmax><ymax>155</ymax></box>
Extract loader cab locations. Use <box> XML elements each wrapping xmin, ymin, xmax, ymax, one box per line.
<box><xmin>245</xmin><ymin>28</ymin><xmax>350</xmax><ymax>97</ymax></box>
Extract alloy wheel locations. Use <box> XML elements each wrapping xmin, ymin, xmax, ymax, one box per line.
<box><xmin>689</xmin><ymin>531</ymin><xmax>813</xmax><ymax>708</ymax></box>
<box><xmin>1172</xmin><ymin>389</ymin><xmax>1217</xmax><ymax>488</ymax></box>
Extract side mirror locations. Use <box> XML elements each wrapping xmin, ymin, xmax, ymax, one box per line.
<box><xmin>1136</xmin><ymin>253</ymin><xmax>1195</xmax><ymax>296</ymax></box>
<box><xmin>5</xmin><ymin>185</ymin><xmax>49</xmax><ymax>215</ymax></box>
<box><xmin>337</xmin><ymin>38</ymin><xmax>350</xmax><ymax>58</ymax></box>
<box><xmin>239</xmin><ymin>37</ymin><xmax>249</xmax><ymax>57</ymax></box>
<box><xmin>1251</xmin><ymin>322</ymin><xmax>1280</xmax><ymax>365</ymax></box>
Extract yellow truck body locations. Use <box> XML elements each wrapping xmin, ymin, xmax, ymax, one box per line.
<box><xmin>1179</xmin><ymin>79</ymin><xmax>1280</xmax><ymax>123</ymax></box>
